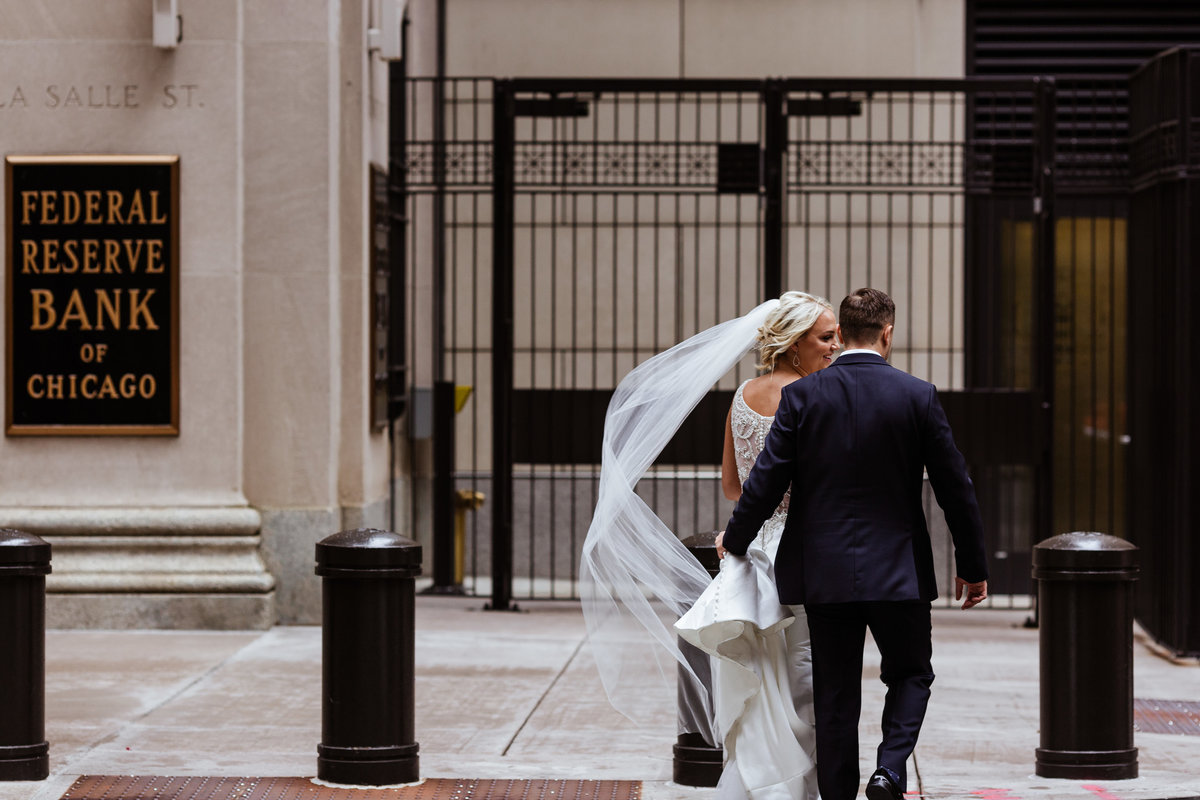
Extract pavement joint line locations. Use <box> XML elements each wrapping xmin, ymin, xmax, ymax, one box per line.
<box><xmin>500</xmin><ymin>634</ymin><xmax>588</xmax><ymax>757</ymax></box>
<box><xmin>52</xmin><ymin>634</ymin><xmax>260</xmax><ymax>776</ymax></box>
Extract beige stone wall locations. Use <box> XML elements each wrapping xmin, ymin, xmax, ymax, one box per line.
<box><xmin>1</xmin><ymin>4</ymin><xmax>242</xmax><ymax>506</ymax></box>
<box><xmin>441</xmin><ymin>0</ymin><xmax>964</xmax><ymax>79</ymax></box>
<box><xmin>1</xmin><ymin>0</ymin><xmax>393</xmax><ymax>626</ymax></box>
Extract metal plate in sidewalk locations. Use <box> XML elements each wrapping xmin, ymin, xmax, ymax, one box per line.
<box><xmin>1134</xmin><ymin>697</ymin><xmax>1200</xmax><ymax>735</ymax></box>
<box><xmin>61</xmin><ymin>777</ymin><xmax>642</xmax><ymax>800</ymax></box>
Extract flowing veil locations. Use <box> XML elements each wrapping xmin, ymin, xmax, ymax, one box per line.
<box><xmin>579</xmin><ymin>299</ymin><xmax>780</xmax><ymax>744</ymax></box>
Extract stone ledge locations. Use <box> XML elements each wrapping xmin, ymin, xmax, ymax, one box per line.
<box><xmin>0</xmin><ymin>506</ymin><xmax>262</xmax><ymax>536</ymax></box>
<box><xmin>2</xmin><ymin>505</ymin><xmax>277</xmax><ymax>628</ymax></box>
<box><xmin>47</xmin><ymin>592</ymin><xmax>276</xmax><ymax>630</ymax></box>
<box><xmin>50</xmin><ymin>572</ymin><xmax>277</xmax><ymax>593</ymax></box>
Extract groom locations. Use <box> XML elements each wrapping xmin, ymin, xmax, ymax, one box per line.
<box><xmin>716</xmin><ymin>288</ymin><xmax>989</xmax><ymax>800</ymax></box>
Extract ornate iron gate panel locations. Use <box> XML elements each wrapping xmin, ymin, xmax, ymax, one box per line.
<box><xmin>408</xmin><ymin>77</ymin><xmax>1056</xmax><ymax>608</ymax></box>
<box><xmin>777</xmin><ymin>77</ymin><xmax>1056</xmax><ymax>601</ymax></box>
<box><xmin>490</xmin><ymin>79</ymin><xmax>771</xmax><ymax>609</ymax></box>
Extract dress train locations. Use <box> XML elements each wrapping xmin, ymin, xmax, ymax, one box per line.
<box><xmin>676</xmin><ymin>545</ymin><xmax>819</xmax><ymax>800</ymax></box>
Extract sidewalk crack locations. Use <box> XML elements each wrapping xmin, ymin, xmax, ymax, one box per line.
<box><xmin>501</xmin><ymin>636</ymin><xmax>586</xmax><ymax>757</ymax></box>
<box><xmin>56</xmin><ymin>632</ymin><xmax>264</xmax><ymax>773</ymax></box>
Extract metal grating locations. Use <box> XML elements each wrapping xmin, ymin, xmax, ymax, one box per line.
<box><xmin>967</xmin><ymin>0</ymin><xmax>1200</xmax><ymax>190</ymax></box>
<box><xmin>61</xmin><ymin>777</ymin><xmax>642</xmax><ymax>800</ymax></box>
<box><xmin>1134</xmin><ymin>698</ymin><xmax>1200</xmax><ymax>736</ymax></box>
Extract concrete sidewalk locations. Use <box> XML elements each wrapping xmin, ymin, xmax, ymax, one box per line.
<box><xmin>5</xmin><ymin>597</ymin><xmax>1200</xmax><ymax>800</ymax></box>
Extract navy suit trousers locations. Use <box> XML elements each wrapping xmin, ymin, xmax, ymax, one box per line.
<box><xmin>804</xmin><ymin>601</ymin><xmax>934</xmax><ymax>800</ymax></box>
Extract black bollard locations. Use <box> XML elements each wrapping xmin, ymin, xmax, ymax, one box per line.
<box><xmin>315</xmin><ymin>529</ymin><xmax>421</xmax><ymax>785</ymax></box>
<box><xmin>0</xmin><ymin>529</ymin><xmax>51</xmax><ymax>782</ymax></box>
<box><xmin>1033</xmin><ymin>531</ymin><xmax>1139</xmax><ymax>780</ymax></box>
<box><xmin>673</xmin><ymin>531</ymin><xmax>723</xmax><ymax>787</ymax></box>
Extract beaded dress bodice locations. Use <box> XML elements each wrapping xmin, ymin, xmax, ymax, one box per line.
<box><xmin>730</xmin><ymin>380</ymin><xmax>791</xmax><ymax>555</ymax></box>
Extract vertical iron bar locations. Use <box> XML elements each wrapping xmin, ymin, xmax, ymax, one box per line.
<box><xmin>926</xmin><ymin>92</ymin><xmax>936</xmax><ymax>380</ymax></box>
<box><xmin>1033</xmin><ymin>76</ymin><xmax>1057</xmax><ymax>551</ymax></box>
<box><xmin>469</xmin><ymin>81</ymin><xmax>484</xmax><ymax>594</ymax></box>
<box><xmin>528</xmin><ymin>186</ymin><xmax>538</xmax><ymax>599</ymax></box>
<box><xmin>428</xmin><ymin>19</ymin><xmax>456</xmax><ymax>587</ymax></box>
<box><xmin>470</xmin><ymin>185</ymin><xmax>481</xmax><ymax>593</ymax></box>
<box><xmin>1108</xmin><ymin>183</ymin><xmax>1119</xmax><ymax>538</ymax></box>
<box><xmin>1005</xmin><ymin>90</ymin><xmax>1019</xmax><ymax>600</ymax></box>
<box><xmin>1089</xmin><ymin>211</ymin><xmax>1099</xmax><ymax>532</ymax></box>
<box><xmin>490</xmin><ymin>79</ymin><xmax>516</xmax><ymax>611</ymax></box>
<box><xmin>549</xmin><ymin>119</ymin><xmax>561</xmax><ymax>599</ymax></box>
<box><xmin>763</xmin><ymin>80</ymin><xmax>786</xmax><ymax>302</ymax></box>
<box><xmin>432</xmin><ymin>12</ymin><xmax>446</xmax><ymax>385</ymax></box>
<box><xmin>949</xmin><ymin>91</ymin><xmax>957</xmax><ymax>390</ymax></box>
<box><xmin>429</xmin><ymin>377</ymin><xmax>458</xmax><ymax>592</ymax></box>
<box><xmin>568</xmin><ymin>188</ymin><xmax>579</xmax><ymax>589</ymax></box>
<box><xmin>387</xmin><ymin>56</ymin><xmax>409</xmax><ymax>536</ymax></box>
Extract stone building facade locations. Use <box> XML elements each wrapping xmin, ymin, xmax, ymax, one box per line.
<box><xmin>0</xmin><ymin>0</ymin><xmax>963</xmax><ymax>627</ymax></box>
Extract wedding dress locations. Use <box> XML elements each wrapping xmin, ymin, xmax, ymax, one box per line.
<box><xmin>675</xmin><ymin>380</ymin><xmax>819</xmax><ymax>800</ymax></box>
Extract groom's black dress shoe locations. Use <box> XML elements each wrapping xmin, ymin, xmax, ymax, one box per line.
<box><xmin>865</xmin><ymin>767</ymin><xmax>903</xmax><ymax>800</ymax></box>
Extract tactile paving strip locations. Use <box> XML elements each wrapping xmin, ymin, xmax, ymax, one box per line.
<box><xmin>1134</xmin><ymin>697</ymin><xmax>1200</xmax><ymax>735</ymax></box>
<box><xmin>61</xmin><ymin>777</ymin><xmax>642</xmax><ymax>800</ymax></box>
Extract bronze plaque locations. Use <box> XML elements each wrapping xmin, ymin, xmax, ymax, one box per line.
<box><xmin>6</xmin><ymin>155</ymin><xmax>179</xmax><ymax>435</ymax></box>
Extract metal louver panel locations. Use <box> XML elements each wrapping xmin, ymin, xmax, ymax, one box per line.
<box><xmin>968</xmin><ymin>0</ymin><xmax>1200</xmax><ymax>189</ymax></box>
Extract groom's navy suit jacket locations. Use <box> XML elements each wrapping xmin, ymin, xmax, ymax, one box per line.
<box><xmin>722</xmin><ymin>352</ymin><xmax>988</xmax><ymax>605</ymax></box>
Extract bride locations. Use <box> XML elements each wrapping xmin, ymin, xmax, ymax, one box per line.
<box><xmin>581</xmin><ymin>291</ymin><xmax>838</xmax><ymax>800</ymax></box>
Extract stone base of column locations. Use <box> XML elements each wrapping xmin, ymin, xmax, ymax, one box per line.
<box><xmin>0</xmin><ymin>507</ymin><xmax>276</xmax><ymax>630</ymax></box>
<box><xmin>47</xmin><ymin>592</ymin><xmax>274</xmax><ymax>630</ymax></box>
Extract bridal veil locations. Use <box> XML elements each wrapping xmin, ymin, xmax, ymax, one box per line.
<box><xmin>579</xmin><ymin>299</ymin><xmax>779</xmax><ymax>744</ymax></box>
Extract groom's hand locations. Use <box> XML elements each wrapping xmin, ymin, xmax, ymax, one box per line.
<box><xmin>715</xmin><ymin>531</ymin><xmax>727</xmax><ymax>560</ymax></box>
<box><xmin>955</xmin><ymin>577</ymin><xmax>988</xmax><ymax>609</ymax></box>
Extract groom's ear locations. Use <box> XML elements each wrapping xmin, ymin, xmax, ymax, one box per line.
<box><xmin>880</xmin><ymin>323</ymin><xmax>894</xmax><ymax>352</ymax></box>
<box><xmin>835</xmin><ymin>324</ymin><xmax>844</xmax><ymax>347</ymax></box>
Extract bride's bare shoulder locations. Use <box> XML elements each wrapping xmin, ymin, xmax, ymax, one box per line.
<box><xmin>740</xmin><ymin>374</ymin><xmax>782</xmax><ymax>417</ymax></box>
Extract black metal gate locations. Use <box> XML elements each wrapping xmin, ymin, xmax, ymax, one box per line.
<box><xmin>406</xmin><ymin>77</ymin><xmax>1056</xmax><ymax>609</ymax></box>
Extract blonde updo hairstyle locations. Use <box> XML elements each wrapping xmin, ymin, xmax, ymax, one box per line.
<box><xmin>756</xmin><ymin>291</ymin><xmax>835</xmax><ymax>371</ymax></box>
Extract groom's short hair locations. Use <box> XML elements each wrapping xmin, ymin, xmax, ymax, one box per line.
<box><xmin>839</xmin><ymin>288</ymin><xmax>895</xmax><ymax>345</ymax></box>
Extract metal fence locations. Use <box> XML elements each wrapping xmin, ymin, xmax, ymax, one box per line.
<box><xmin>401</xmin><ymin>76</ymin><xmax>1117</xmax><ymax>611</ymax></box>
<box><xmin>1129</xmin><ymin>49</ymin><xmax>1199</xmax><ymax>656</ymax></box>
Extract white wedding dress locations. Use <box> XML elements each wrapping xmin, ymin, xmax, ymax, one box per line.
<box><xmin>675</xmin><ymin>381</ymin><xmax>820</xmax><ymax>800</ymax></box>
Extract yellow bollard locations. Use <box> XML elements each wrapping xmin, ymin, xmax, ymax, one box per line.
<box><xmin>452</xmin><ymin>490</ymin><xmax>485</xmax><ymax>585</ymax></box>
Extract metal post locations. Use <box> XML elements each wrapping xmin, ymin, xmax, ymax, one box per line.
<box><xmin>429</xmin><ymin>380</ymin><xmax>461</xmax><ymax>592</ymax></box>
<box><xmin>315</xmin><ymin>529</ymin><xmax>422</xmax><ymax>785</ymax></box>
<box><xmin>1033</xmin><ymin>531</ymin><xmax>1138</xmax><ymax>780</ymax></box>
<box><xmin>490</xmin><ymin>79</ymin><xmax>516</xmax><ymax>611</ymax></box>
<box><xmin>429</xmin><ymin>0</ymin><xmax>454</xmax><ymax>589</ymax></box>
<box><xmin>673</xmin><ymin>531</ymin><xmax>723</xmax><ymax>787</ymax></box>
<box><xmin>1031</xmin><ymin>76</ymin><xmax>1057</xmax><ymax>553</ymax></box>
<box><xmin>386</xmin><ymin>56</ymin><xmax>408</xmax><ymax>422</ymax></box>
<box><xmin>386</xmin><ymin>52</ymin><xmax>408</xmax><ymax>534</ymax></box>
<box><xmin>762</xmin><ymin>79</ymin><xmax>786</xmax><ymax>302</ymax></box>
<box><xmin>0</xmin><ymin>529</ymin><xmax>51</xmax><ymax>782</ymax></box>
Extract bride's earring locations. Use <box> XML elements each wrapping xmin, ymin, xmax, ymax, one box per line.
<box><xmin>791</xmin><ymin>354</ymin><xmax>801</xmax><ymax>368</ymax></box>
